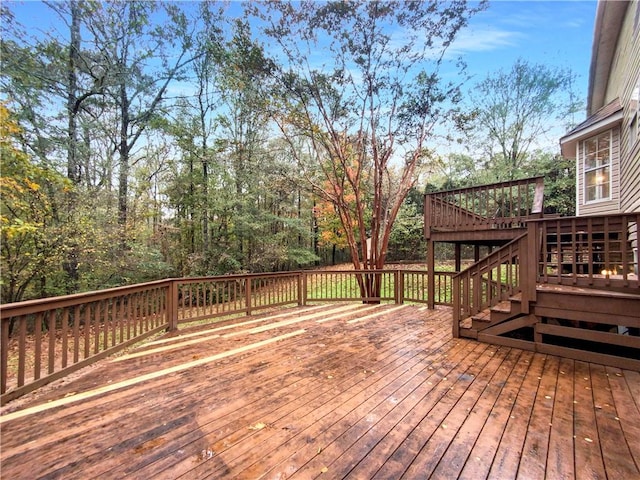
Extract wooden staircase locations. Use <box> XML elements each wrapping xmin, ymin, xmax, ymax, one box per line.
<box><xmin>462</xmin><ymin>293</ymin><xmax>526</xmax><ymax>339</ymax></box>
<box><xmin>453</xmin><ymin>213</ymin><xmax>640</xmax><ymax>370</ymax></box>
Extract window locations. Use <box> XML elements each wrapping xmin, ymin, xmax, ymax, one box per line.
<box><xmin>583</xmin><ymin>131</ymin><xmax>611</xmax><ymax>202</ymax></box>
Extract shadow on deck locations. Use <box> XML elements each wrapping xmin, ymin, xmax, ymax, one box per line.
<box><xmin>2</xmin><ymin>304</ymin><xmax>639</xmax><ymax>479</ymax></box>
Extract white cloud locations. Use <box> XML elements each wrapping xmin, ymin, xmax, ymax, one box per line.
<box><xmin>447</xmin><ymin>27</ymin><xmax>523</xmax><ymax>56</ymax></box>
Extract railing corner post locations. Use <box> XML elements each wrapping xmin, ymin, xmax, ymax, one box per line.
<box><xmin>167</xmin><ymin>280</ymin><xmax>179</xmax><ymax>331</ymax></box>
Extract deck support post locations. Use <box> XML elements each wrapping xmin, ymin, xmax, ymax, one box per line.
<box><xmin>427</xmin><ymin>239</ymin><xmax>435</xmax><ymax>309</ymax></box>
<box><xmin>455</xmin><ymin>243</ymin><xmax>462</xmax><ymax>272</ymax></box>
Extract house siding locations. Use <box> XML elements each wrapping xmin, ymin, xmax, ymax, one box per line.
<box><xmin>584</xmin><ymin>2</ymin><xmax>640</xmax><ymax>215</ymax></box>
<box><xmin>578</xmin><ymin>127</ymin><xmax>621</xmax><ymax>216</ymax></box>
<box><xmin>617</xmin><ymin>3</ymin><xmax>640</xmax><ymax>213</ymax></box>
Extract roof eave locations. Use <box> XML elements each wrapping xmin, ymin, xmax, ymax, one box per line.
<box><xmin>560</xmin><ymin>110</ymin><xmax>623</xmax><ymax>158</ymax></box>
<box><xmin>587</xmin><ymin>1</ymin><xmax>629</xmax><ymax>115</ymax></box>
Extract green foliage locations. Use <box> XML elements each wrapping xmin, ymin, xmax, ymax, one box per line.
<box><xmin>387</xmin><ymin>193</ymin><xmax>426</xmax><ymax>261</ymax></box>
<box><xmin>460</xmin><ymin>58</ymin><xmax>582</xmax><ymax>180</ymax></box>
<box><xmin>0</xmin><ymin>104</ymin><xmax>71</xmax><ymax>302</ymax></box>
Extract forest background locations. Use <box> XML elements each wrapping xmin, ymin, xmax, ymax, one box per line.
<box><xmin>1</xmin><ymin>1</ymin><xmax>582</xmax><ymax>303</ymax></box>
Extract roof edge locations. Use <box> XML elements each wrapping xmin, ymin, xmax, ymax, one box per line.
<box><xmin>587</xmin><ymin>1</ymin><xmax>629</xmax><ymax>115</ymax></box>
<box><xmin>560</xmin><ymin>98</ymin><xmax>623</xmax><ymax>158</ymax></box>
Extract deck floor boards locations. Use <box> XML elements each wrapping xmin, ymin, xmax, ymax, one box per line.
<box><xmin>1</xmin><ymin>304</ymin><xmax>639</xmax><ymax>479</ymax></box>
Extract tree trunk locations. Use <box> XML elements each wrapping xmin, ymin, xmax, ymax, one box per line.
<box><xmin>118</xmin><ymin>80</ymin><xmax>130</xmax><ymax>233</ymax></box>
<box><xmin>63</xmin><ymin>0</ymin><xmax>81</xmax><ymax>293</ymax></box>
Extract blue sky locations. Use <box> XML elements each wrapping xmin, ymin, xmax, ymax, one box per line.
<box><xmin>8</xmin><ymin>0</ymin><xmax>597</xmax><ymax>114</ymax></box>
<box><xmin>456</xmin><ymin>1</ymin><xmax>596</xmax><ymax>106</ymax></box>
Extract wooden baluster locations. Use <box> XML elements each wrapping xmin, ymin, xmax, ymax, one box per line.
<box><xmin>34</xmin><ymin>312</ymin><xmax>42</xmax><ymax>381</ymax></box>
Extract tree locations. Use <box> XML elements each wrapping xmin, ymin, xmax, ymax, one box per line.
<box><xmin>0</xmin><ymin>104</ymin><xmax>70</xmax><ymax>302</ymax></box>
<box><xmin>461</xmin><ymin>58</ymin><xmax>582</xmax><ymax>180</ymax></box>
<box><xmin>258</xmin><ymin>0</ymin><xmax>485</xmax><ymax>286</ymax></box>
<box><xmin>82</xmin><ymin>1</ymin><xmax>197</xmax><ymax>232</ymax></box>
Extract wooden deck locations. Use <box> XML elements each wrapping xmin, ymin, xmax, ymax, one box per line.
<box><xmin>1</xmin><ymin>304</ymin><xmax>639</xmax><ymax>479</ymax></box>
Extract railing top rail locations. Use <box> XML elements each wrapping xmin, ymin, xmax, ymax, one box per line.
<box><xmin>0</xmin><ymin>269</ymin><xmax>414</xmax><ymax>316</ymax></box>
<box><xmin>526</xmin><ymin>212</ymin><xmax>640</xmax><ymax>223</ymax></box>
<box><xmin>177</xmin><ymin>271</ymin><xmax>303</xmax><ymax>284</ymax></box>
<box><xmin>452</xmin><ymin>232</ymin><xmax>528</xmax><ymax>280</ymax></box>
<box><xmin>425</xmin><ymin>175</ymin><xmax>544</xmax><ymax>197</ymax></box>
<box><xmin>0</xmin><ymin>279</ymin><xmax>174</xmax><ymax>317</ymax></box>
<box><xmin>305</xmin><ymin>269</ymin><xmax>394</xmax><ymax>274</ymax></box>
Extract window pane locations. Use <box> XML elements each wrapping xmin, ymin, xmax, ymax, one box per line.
<box><xmin>583</xmin><ymin>132</ymin><xmax>611</xmax><ymax>171</ymax></box>
<box><xmin>585</xmin><ymin>166</ymin><xmax>610</xmax><ymax>201</ymax></box>
<box><xmin>600</xmin><ymin>166</ymin><xmax>610</xmax><ymax>198</ymax></box>
<box><xmin>597</xmin><ymin>133</ymin><xmax>610</xmax><ymax>151</ymax></box>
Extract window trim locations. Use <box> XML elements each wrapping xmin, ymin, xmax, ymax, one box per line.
<box><xmin>582</xmin><ymin>130</ymin><xmax>612</xmax><ymax>204</ymax></box>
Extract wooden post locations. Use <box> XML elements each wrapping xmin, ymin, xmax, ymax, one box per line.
<box><xmin>166</xmin><ymin>280</ymin><xmax>178</xmax><ymax>332</ymax></box>
<box><xmin>526</xmin><ymin>222</ymin><xmax>538</xmax><ymax>305</ymax></box>
<box><xmin>455</xmin><ymin>243</ymin><xmax>462</xmax><ymax>272</ymax></box>
<box><xmin>427</xmin><ymin>239</ymin><xmax>435</xmax><ymax>309</ymax></box>
<box><xmin>245</xmin><ymin>278</ymin><xmax>252</xmax><ymax>316</ymax></box>
<box><xmin>298</xmin><ymin>272</ymin><xmax>306</xmax><ymax>306</ymax></box>
<box><xmin>519</xmin><ymin>233</ymin><xmax>530</xmax><ymax>314</ymax></box>
<box><xmin>452</xmin><ymin>275</ymin><xmax>460</xmax><ymax>338</ymax></box>
<box><xmin>395</xmin><ymin>270</ymin><xmax>404</xmax><ymax>304</ymax></box>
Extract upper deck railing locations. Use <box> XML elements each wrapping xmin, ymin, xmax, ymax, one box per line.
<box><xmin>425</xmin><ymin>176</ymin><xmax>545</xmax><ymax>237</ymax></box>
<box><xmin>531</xmin><ymin>213</ymin><xmax>639</xmax><ymax>292</ymax></box>
<box><xmin>0</xmin><ymin>269</ymin><xmax>454</xmax><ymax>404</ymax></box>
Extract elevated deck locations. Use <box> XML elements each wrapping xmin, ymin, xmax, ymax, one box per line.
<box><xmin>424</xmin><ymin>176</ymin><xmax>544</xmax><ymax>244</ymax></box>
<box><xmin>2</xmin><ymin>305</ymin><xmax>640</xmax><ymax>479</ymax></box>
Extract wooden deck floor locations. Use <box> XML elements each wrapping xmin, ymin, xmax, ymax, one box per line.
<box><xmin>1</xmin><ymin>304</ymin><xmax>639</xmax><ymax>479</ymax></box>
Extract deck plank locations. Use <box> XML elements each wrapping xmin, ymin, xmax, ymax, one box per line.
<box><xmin>545</xmin><ymin>357</ymin><xmax>576</xmax><ymax>480</ymax></box>
<box><xmin>573</xmin><ymin>360</ymin><xmax>607</xmax><ymax>479</ymax></box>
<box><xmin>370</xmin><ymin>343</ymin><xmax>497</xmax><ymax>479</ymax></box>
<box><xmin>143</xmin><ymin>311</ymin><xmax>440</xmax><ymax>479</ymax></box>
<box><xmin>399</xmin><ymin>347</ymin><xmax>519</xmax><ymax>479</ymax></box>
<box><xmin>604</xmin><ymin>367</ymin><xmax>640</xmax><ymax>470</ymax></box>
<box><xmin>456</xmin><ymin>350</ymin><xmax>536</xmax><ymax>480</ymax></box>
<box><xmin>429</xmin><ymin>348</ymin><xmax>524</xmax><ymax>479</ymax></box>
<box><xmin>1</xmin><ymin>304</ymin><xmax>639</xmax><ymax>480</ymax></box>
<box><xmin>590</xmin><ymin>364</ymin><xmax>640</xmax><ymax>478</ymax></box>
<box><xmin>486</xmin><ymin>353</ymin><xmax>546</xmax><ymax>479</ymax></box>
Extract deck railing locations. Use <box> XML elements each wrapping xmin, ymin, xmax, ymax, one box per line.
<box><xmin>0</xmin><ymin>269</ymin><xmax>452</xmax><ymax>404</ymax></box>
<box><xmin>531</xmin><ymin>213</ymin><xmax>639</xmax><ymax>293</ymax></box>
<box><xmin>425</xmin><ymin>176</ymin><xmax>544</xmax><ymax>236</ymax></box>
<box><xmin>0</xmin><ymin>280</ymin><xmax>171</xmax><ymax>404</ymax></box>
<box><xmin>452</xmin><ymin>233</ymin><xmax>533</xmax><ymax>335</ymax></box>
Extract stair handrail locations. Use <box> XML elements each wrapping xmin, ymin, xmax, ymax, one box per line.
<box><xmin>452</xmin><ymin>232</ymin><xmax>533</xmax><ymax>336</ymax></box>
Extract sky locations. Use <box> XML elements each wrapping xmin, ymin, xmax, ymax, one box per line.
<box><xmin>7</xmin><ymin>0</ymin><xmax>598</xmax><ymax>102</ymax></box>
<box><xmin>457</xmin><ymin>1</ymin><xmax>596</xmax><ymax>104</ymax></box>
<box><xmin>6</xmin><ymin>0</ymin><xmax>598</xmax><ymax>153</ymax></box>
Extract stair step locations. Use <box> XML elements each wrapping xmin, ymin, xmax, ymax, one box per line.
<box><xmin>491</xmin><ymin>301</ymin><xmax>512</xmax><ymax>314</ymax></box>
<box><xmin>471</xmin><ymin>310</ymin><xmax>492</xmax><ymax>323</ymax></box>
